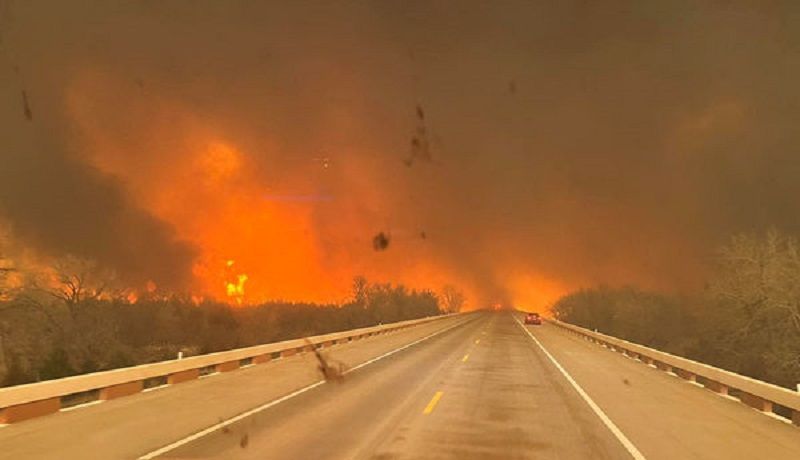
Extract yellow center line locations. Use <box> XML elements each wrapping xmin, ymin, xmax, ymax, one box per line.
<box><xmin>423</xmin><ymin>391</ymin><xmax>444</xmax><ymax>415</ymax></box>
<box><xmin>462</xmin><ymin>353</ymin><xmax>470</xmax><ymax>362</ymax></box>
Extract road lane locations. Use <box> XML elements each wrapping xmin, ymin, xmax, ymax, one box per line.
<box><xmin>514</xmin><ymin>316</ymin><xmax>646</xmax><ymax>460</ymax></box>
<box><xmin>367</xmin><ymin>312</ymin><xmax>632</xmax><ymax>460</ymax></box>
<box><xmin>530</xmin><ymin>319</ymin><xmax>800</xmax><ymax>460</ymax></box>
<box><xmin>5</xmin><ymin>310</ymin><xmax>798</xmax><ymax>459</ymax></box>
<box><xmin>0</xmin><ymin>314</ymin><xmax>472</xmax><ymax>460</ymax></box>
<box><xmin>164</xmin><ymin>312</ymin><xmax>632</xmax><ymax>459</ymax></box>
<box><xmin>159</xmin><ymin>313</ymin><xmax>487</xmax><ymax>459</ymax></box>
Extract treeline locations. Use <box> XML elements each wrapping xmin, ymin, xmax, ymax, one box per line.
<box><xmin>552</xmin><ymin>230</ymin><xmax>800</xmax><ymax>389</ymax></box>
<box><xmin>0</xmin><ymin>277</ymin><xmax>442</xmax><ymax>387</ymax></box>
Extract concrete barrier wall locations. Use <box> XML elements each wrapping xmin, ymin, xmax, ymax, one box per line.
<box><xmin>547</xmin><ymin>318</ymin><xmax>800</xmax><ymax>426</ymax></box>
<box><xmin>0</xmin><ymin>313</ymin><xmax>460</xmax><ymax>424</ymax></box>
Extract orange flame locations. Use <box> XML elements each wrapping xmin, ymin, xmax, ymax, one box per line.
<box><xmin>62</xmin><ymin>72</ymin><xmax>503</xmax><ymax>308</ymax></box>
<box><xmin>224</xmin><ymin>260</ymin><xmax>248</xmax><ymax>304</ymax></box>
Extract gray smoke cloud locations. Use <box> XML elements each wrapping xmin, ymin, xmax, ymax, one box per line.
<box><xmin>1</xmin><ymin>1</ymin><xmax>799</xmax><ymax>303</ymax></box>
<box><xmin>0</xmin><ymin>1</ymin><xmax>198</xmax><ymax>288</ymax></box>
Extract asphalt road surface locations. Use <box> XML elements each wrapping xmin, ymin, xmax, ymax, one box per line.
<box><xmin>3</xmin><ymin>311</ymin><xmax>800</xmax><ymax>459</ymax></box>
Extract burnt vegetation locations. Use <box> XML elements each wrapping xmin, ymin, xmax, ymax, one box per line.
<box><xmin>552</xmin><ymin>230</ymin><xmax>800</xmax><ymax>389</ymax></box>
<box><xmin>0</xmin><ymin>275</ymin><xmax>441</xmax><ymax>387</ymax></box>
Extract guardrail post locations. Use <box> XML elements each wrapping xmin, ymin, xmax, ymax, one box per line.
<box><xmin>704</xmin><ymin>380</ymin><xmax>729</xmax><ymax>396</ymax></box>
<box><xmin>0</xmin><ymin>398</ymin><xmax>60</xmax><ymax>423</ymax></box>
<box><xmin>654</xmin><ymin>361</ymin><xmax>673</xmax><ymax>373</ymax></box>
<box><xmin>281</xmin><ymin>348</ymin><xmax>297</xmax><ymax>358</ymax></box>
<box><xmin>740</xmin><ymin>392</ymin><xmax>773</xmax><ymax>413</ymax></box>
<box><xmin>675</xmin><ymin>369</ymin><xmax>697</xmax><ymax>382</ymax></box>
<box><xmin>253</xmin><ymin>354</ymin><xmax>271</xmax><ymax>364</ymax></box>
<box><xmin>168</xmin><ymin>369</ymin><xmax>200</xmax><ymax>384</ymax></box>
<box><xmin>100</xmin><ymin>381</ymin><xmax>144</xmax><ymax>400</ymax></box>
<box><xmin>217</xmin><ymin>361</ymin><xmax>240</xmax><ymax>373</ymax></box>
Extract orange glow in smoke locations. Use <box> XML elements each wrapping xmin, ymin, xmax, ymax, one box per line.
<box><xmin>62</xmin><ymin>72</ymin><xmax>552</xmax><ymax>308</ymax></box>
<box><xmin>70</xmin><ymin>124</ymin><xmax>352</xmax><ymax>303</ymax></box>
<box><xmin>507</xmin><ymin>272</ymin><xmax>569</xmax><ymax>315</ymax></box>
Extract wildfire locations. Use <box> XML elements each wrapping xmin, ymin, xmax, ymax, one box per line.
<box><xmin>224</xmin><ymin>260</ymin><xmax>248</xmax><ymax>304</ymax></box>
<box><xmin>61</xmin><ymin>73</ymin><xmax>491</xmax><ymax>307</ymax></box>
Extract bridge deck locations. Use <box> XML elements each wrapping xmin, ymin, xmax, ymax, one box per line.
<box><xmin>1</xmin><ymin>312</ymin><xmax>799</xmax><ymax>459</ymax></box>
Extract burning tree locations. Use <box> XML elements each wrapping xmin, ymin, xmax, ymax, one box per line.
<box><xmin>46</xmin><ymin>255</ymin><xmax>118</xmax><ymax>309</ymax></box>
<box><xmin>440</xmin><ymin>284</ymin><xmax>466</xmax><ymax>313</ymax></box>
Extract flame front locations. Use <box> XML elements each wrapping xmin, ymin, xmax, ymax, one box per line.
<box><xmin>57</xmin><ymin>70</ymin><xmax>564</xmax><ymax>309</ymax></box>
<box><xmin>224</xmin><ymin>260</ymin><xmax>248</xmax><ymax>304</ymax></box>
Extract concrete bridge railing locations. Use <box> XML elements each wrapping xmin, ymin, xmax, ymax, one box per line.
<box><xmin>0</xmin><ymin>313</ymin><xmax>459</xmax><ymax>424</ymax></box>
<box><xmin>549</xmin><ymin>318</ymin><xmax>800</xmax><ymax>427</ymax></box>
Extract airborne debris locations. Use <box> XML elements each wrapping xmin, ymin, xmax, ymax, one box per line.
<box><xmin>240</xmin><ymin>433</ymin><xmax>249</xmax><ymax>448</ymax></box>
<box><xmin>21</xmin><ymin>90</ymin><xmax>32</xmax><ymax>121</ymax></box>
<box><xmin>372</xmin><ymin>232</ymin><xmax>390</xmax><ymax>251</ymax></box>
<box><xmin>622</xmin><ymin>378</ymin><xmax>630</xmax><ymax>386</ymax></box>
<box><xmin>305</xmin><ymin>338</ymin><xmax>346</xmax><ymax>382</ymax></box>
<box><xmin>405</xmin><ymin>104</ymin><xmax>433</xmax><ymax>167</ymax></box>
<box><xmin>509</xmin><ymin>79</ymin><xmax>517</xmax><ymax>95</ymax></box>
<box><xmin>420</xmin><ymin>231</ymin><xmax>427</xmax><ymax>240</ymax></box>
<box><xmin>313</xmin><ymin>156</ymin><xmax>331</xmax><ymax>169</ymax></box>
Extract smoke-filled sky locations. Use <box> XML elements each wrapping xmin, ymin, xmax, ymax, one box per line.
<box><xmin>1</xmin><ymin>1</ymin><xmax>800</xmax><ymax>308</ymax></box>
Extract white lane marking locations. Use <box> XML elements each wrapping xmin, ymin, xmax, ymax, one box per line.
<box><xmin>514</xmin><ymin>316</ymin><xmax>647</xmax><ymax>460</ymax></box>
<box><xmin>138</xmin><ymin>317</ymin><xmax>471</xmax><ymax>459</ymax></box>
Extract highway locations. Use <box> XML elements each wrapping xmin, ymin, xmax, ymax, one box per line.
<box><xmin>2</xmin><ymin>311</ymin><xmax>800</xmax><ymax>459</ymax></box>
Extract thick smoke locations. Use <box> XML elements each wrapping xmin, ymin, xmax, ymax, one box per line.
<box><xmin>1</xmin><ymin>2</ymin><xmax>800</xmax><ymax>305</ymax></box>
<box><xmin>0</xmin><ymin>2</ymin><xmax>197</xmax><ymax>288</ymax></box>
<box><xmin>0</xmin><ymin>135</ymin><xmax>196</xmax><ymax>287</ymax></box>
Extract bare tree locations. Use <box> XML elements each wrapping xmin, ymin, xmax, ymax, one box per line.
<box><xmin>710</xmin><ymin>230</ymin><xmax>800</xmax><ymax>333</ymax></box>
<box><xmin>708</xmin><ymin>229</ymin><xmax>800</xmax><ymax>384</ymax></box>
<box><xmin>54</xmin><ymin>256</ymin><xmax>117</xmax><ymax>304</ymax></box>
<box><xmin>0</xmin><ymin>265</ymin><xmax>12</xmax><ymax>300</ymax></box>
<box><xmin>0</xmin><ymin>231</ymin><xmax>13</xmax><ymax>300</ymax></box>
<box><xmin>352</xmin><ymin>276</ymin><xmax>368</xmax><ymax>307</ymax></box>
<box><xmin>440</xmin><ymin>284</ymin><xmax>466</xmax><ymax>313</ymax></box>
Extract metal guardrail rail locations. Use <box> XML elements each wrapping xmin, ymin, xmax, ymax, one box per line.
<box><xmin>548</xmin><ymin>318</ymin><xmax>800</xmax><ymax>426</ymax></box>
<box><xmin>0</xmin><ymin>313</ymin><xmax>460</xmax><ymax>424</ymax></box>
